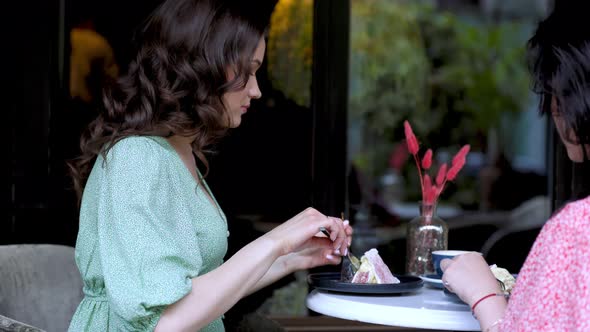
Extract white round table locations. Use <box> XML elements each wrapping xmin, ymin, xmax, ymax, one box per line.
<box><xmin>306</xmin><ymin>286</ymin><xmax>481</xmax><ymax>331</ymax></box>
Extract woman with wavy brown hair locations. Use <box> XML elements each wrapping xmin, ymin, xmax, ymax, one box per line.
<box><xmin>67</xmin><ymin>1</ymin><xmax>352</xmax><ymax>331</ymax></box>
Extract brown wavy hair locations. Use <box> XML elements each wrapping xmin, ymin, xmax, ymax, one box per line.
<box><xmin>69</xmin><ymin>0</ymin><xmax>269</xmax><ymax>201</ymax></box>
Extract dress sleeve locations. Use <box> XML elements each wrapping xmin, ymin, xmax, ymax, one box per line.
<box><xmin>97</xmin><ymin>137</ymin><xmax>202</xmax><ymax>330</ymax></box>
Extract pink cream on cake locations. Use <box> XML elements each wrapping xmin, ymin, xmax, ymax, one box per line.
<box><xmin>351</xmin><ymin>249</ymin><xmax>400</xmax><ymax>284</ymax></box>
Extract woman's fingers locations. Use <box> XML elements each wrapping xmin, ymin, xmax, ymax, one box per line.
<box><xmin>312</xmin><ymin>216</ymin><xmax>348</xmax><ymax>255</ymax></box>
<box><xmin>304</xmin><ymin>236</ymin><xmax>333</xmax><ymax>250</ymax></box>
<box><xmin>275</xmin><ymin>208</ymin><xmax>352</xmax><ymax>258</ymax></box>
<box><xmin>331</xmin><ymin>217</ymin><xmax>353</xmax><ymax>254</ymax></box>
<box><xmin>291</xmin><ymin>246</ymin><xmax>342</xmax><ymax>270</ymax></box>
<box><xmin>323</xmin><ymin>248</ymin><xmax>342</xmax><ymax>265</ymax></box>
<box><xmin>441</xmin><ymin>253</ymin><xmax>502</xmax><ymax>306</ymax></box>
<box><xmin>326</xmin><ymin>216</ymin><xmax>348</xmax><ymax>254</ymax></box>
<box><xmin>343</xmin><ymin>219</ymin><xmax>353</xmax><ymax>246</ymax></box>
<box><xmin>343</xmin><ymin>219</ymin><xmax>353</xmax><ymax>235</ymax></box>
<box><xmin>440</xmin><ymin>258</ymin><xmax>455</xmax><ymax>292</ymax></box>
<box><xmin>440</xmin><ymin>258</ymin><xmax>453</xmax><ymax>272</ymax></box>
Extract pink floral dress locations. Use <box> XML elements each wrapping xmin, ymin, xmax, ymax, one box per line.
<box><xmin>500</xmin><ymin>196</ymin><xmax>590</xmax><ymax>331</ymax></box>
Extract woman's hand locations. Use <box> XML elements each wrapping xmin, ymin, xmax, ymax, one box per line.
<box><xmin>286</xmin><ymin>218</ymin><xmax>353</xmax><ymax>271</ymax></box>
<box><xmin>440</xmin><ymin>252</ymin><xmax>502</xmax><ymax>306</ymax></box>
<box><xmin>281</xmin><ymin>244</ymin><xmax>342</xmax><ymax>273</ymax></box>
<box><xmin>264</xmin><ymin>207</ymin><xmax>351</xmax><ymax>258</ymax></box>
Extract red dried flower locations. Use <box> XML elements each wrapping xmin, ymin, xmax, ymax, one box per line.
<box><xmin>452</xmin><ymin>145</ymin><xmax>470</xmax><ymax>166</ymax></box>
<box><xmin>423</xmin><ymin>175</ymin><xmax>437</xmax><ymax>204</ymax></box>
<box><xmin>435</xmin><ymin>163</ymin><xmax>447</xmax><ymax>186</ymax></box>
<box><xmin>423</xmin><ymin>174</ymin><xmax>432</xmax><ymax>193</ymax></box>
<box><xmin>426</xmin><ymin>185</ymin><xmax>438</xmax><ymax>204</ymax></box>
<box><xmin>404</xmin><ymin>121</ymin><xmax>469</xmax><ymax>206</ymax></box>
<box><xmin>421</xmin><ymin>149</ymin><xmax>433</xmax><ymax>170</ymax></box>
<box><xmin>446</xmin><ymin>145</ymin><xmax>469</xmax><ymax>182</ymax></box>
<box><xmin>404</xmin><ymin>121</ymin><xmax>419</xmax><ymax>155</ymax></box>
<box><xmin>446</xmin><ymin>163</ymin><xmax>462</xmax><ymax>181</ymax></box>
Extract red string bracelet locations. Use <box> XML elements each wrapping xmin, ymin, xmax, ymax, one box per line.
<box><xmin>471</xmin><ymin>293</ymin><xmax>505</xmax><ymax>312</ymax></box>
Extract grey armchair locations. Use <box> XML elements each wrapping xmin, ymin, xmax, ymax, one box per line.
<box><xmin>0</xmin><ymin>245</ymin><xmax>83</xmax><ymax>332</ymax></box>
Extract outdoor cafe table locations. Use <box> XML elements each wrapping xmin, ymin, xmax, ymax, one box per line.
<box><xmin>306</xmin><ymin>286</ymin><xmax>481</xmax><ymax>331</ymax></box>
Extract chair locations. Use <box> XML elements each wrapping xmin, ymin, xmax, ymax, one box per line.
<box><xmin>484</xmin><ymin>228</ymin><xmax>541</xmax><ymax>273</ymax></box>
<box><xmin>481</xmin><ymin>196</ymin><xmax>550</xmax><ymax>257</ymax></box>
<box><xmin>0</xmin><ymin>244</ymin><xmax>83</xmax><ymax>332</ymax></box>
<box><xmin>481</xmin><ymin>196</ymin><xmax>550</xmax><ymax>272</ymax></box>
<box><xmin>0</xmin><ymin>314</ymin><xmax>44</xmax><ymax>332</ymax></box>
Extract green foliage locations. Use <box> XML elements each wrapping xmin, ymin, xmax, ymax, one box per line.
<box><xmin>349</xmin><ymin>1</ymin><xmax>432</xmax><ymax>140</ymax></box>
<box><xmin>266</xmin><ymin>0</ymin><xmax>533</xmax><ymax>183</ymax></box>
<box><xmin>267</xmin><ymin>0</ymin><xmax>313</xmax><ymax>106</ymax></box>
<box><xmin>349</xmin><ymin>0</ymin><xmax>533</xmax><ymax>178</ymax></box>
<box><xmin>351</xmin><ymin>1</ymin><xmax>531</xmax><ymax>143</ymax></box>
<box><xmin>424</xmin><ymin>12</ymin><xmax>532</xmax><ymax>146</ymax></box>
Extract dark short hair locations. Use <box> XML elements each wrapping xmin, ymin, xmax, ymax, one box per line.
<box><xmin>527</xmin><ymin>2</ymin><xmax>590</xmax><ymax>146</ymax></box>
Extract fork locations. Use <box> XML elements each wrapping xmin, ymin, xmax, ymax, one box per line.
<box><xmin>319</xmin><ymin>225</ymin><xmax>360</xmax><ymax>282</ymax></box>
<box><xmin>338</xmin><ymin>212</ymin><xmax>361</xmax><ymax>281</ymax></box>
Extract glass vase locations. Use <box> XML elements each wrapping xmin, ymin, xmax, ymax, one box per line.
<box><xmin>406</xmin><ymin>202</ymin><xmax>448</xmax><ymax>276</ymax></box>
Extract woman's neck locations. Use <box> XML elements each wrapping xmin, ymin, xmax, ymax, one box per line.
<box><xmin>166</xmin><ymin>135</ymin><xmax>195</xmax><ymax>155</ymax></box>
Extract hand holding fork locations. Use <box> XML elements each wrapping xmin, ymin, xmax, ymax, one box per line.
<box><xmin>319</xmin><ymin>213</ymin><xmax>359</xmax><ymax>282</ymax></box>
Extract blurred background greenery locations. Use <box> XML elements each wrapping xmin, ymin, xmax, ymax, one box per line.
<box><xmin>268</xmin><ymin>0</ymin><xmax>545</xmax><ymax>207</ymax></box>
<box><xmin>267</xmin><ymin>0</ymin><xmax>313</xmax><ymax>107</ymax></box>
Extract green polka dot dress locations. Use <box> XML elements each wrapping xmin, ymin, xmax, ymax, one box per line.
<box><xmin>68</xmin><ymin>136</ymin><xmax>228</xmax><ymax>332</ymax></box>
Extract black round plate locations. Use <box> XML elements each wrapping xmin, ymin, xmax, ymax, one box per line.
<box><xmin>308</xmin><ymin>272</ymin><xmax>423</xmax><ymax>294</ymax></box>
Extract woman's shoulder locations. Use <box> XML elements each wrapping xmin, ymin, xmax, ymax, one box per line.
<box><xmin>108</xmin><ymin>136</ymin><xmax>170</xmax><ymax>153</ymax></box>
<box><xmin>104</xmin><ymin>136</ymin><xmax>173</xmax><ymax>160</ymax></box>
<box><xmin>546</xmin><ymin>196</ymin><xmax>590</xmax><ymax>232</ymax></box>
<box><xmin>99</xmin><ymin>136</ymin><xmax>176</xmax><ymax>172</ymax></box>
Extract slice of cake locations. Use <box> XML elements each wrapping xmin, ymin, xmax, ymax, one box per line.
<box><xmin>351</xmin><ymin>249</ymin><xmax>400</xmax><ymax>284</ymax></box>
<box><xmin>490</xmin><ymin>264</ymin><xmax>516</xmax><ymax>295</ymax></box>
